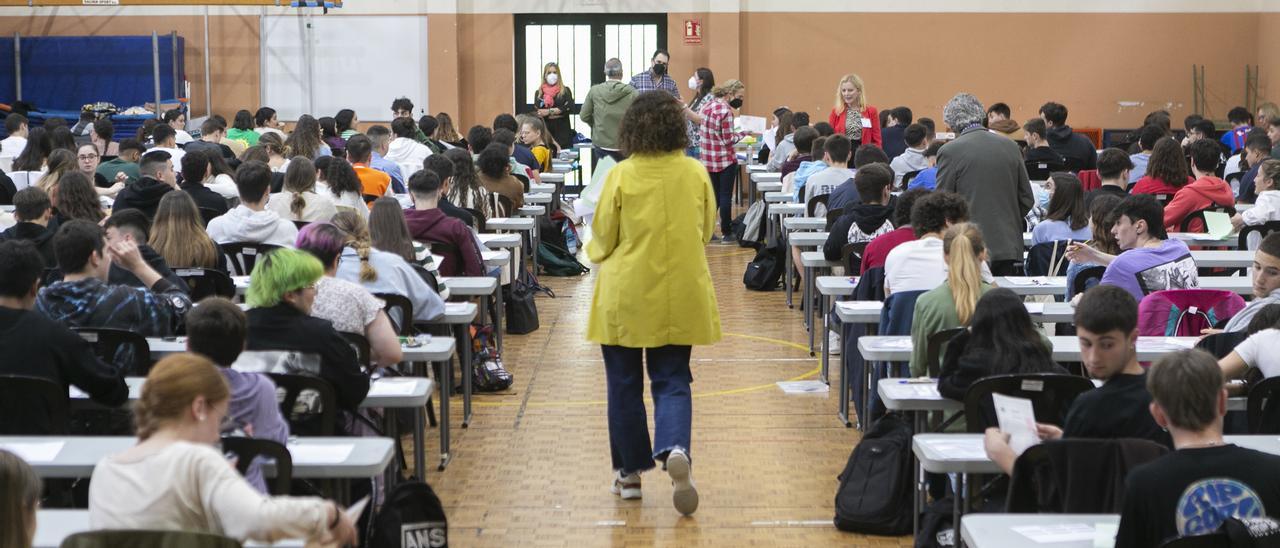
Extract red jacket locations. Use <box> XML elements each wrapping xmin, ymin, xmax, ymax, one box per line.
<box><xmin>1131</xmin><ymin>175</ymin><xmax>1193</xmax><ymax>196</ymax></box>
<box><xmin>1163</xmin><ymin>176</ymin><xmax>1234</xmax><ymax>232</ymax></box>
<box><xmin>828</xmin><ymin>105</ymin><xmax>882</xmax><ymax>147</ymax></box>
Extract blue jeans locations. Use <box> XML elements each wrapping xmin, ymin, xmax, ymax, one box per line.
<box><xmin>602</xmin><ymin>344</ymin><xmax>693</xmax><ymax>475</ymax></box>
<box><xmin>707</xmin><ymin>166</ymin><xmax>737</xmax><ymax>236</ymax></box>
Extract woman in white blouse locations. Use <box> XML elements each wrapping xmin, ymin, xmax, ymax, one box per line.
<box><xmin>88</xmin><ymin>354</ymin><xmax>357</xmax><ymax>545</ymax></box>
<box><xmin>1234</xmin><ymin>159</ymin><xmax>1280</xmax><ymax>233</ymax></box>
<box><xmin>316</xmin><ymin>156</ymin><xmax>369</xmax><ymax>220</ymax></box>
<box><xmin>267</xmin><ymin>157</ymin><xmax>338</xmax><ymax>223</ymax></box>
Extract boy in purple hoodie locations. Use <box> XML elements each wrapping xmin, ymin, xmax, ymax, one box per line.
<box><xmin>1066</xmin><ymin>194</ymin><xmax>1199</xmax><ymax>303</ymax></box>
<box><xmin>402</xmin><ymin>170</ymin><xmax>485</xmax><ymax>277</ymax></box>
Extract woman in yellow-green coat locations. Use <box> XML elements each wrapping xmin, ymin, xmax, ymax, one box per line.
<box><xmin>586</xmin><ymin>90</ymin><xmax>722</xmax><ymax>517</ymax></box>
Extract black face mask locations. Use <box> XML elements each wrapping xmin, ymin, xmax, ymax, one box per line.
<box><xmin>728</xmin><ymin>98</ymin><xmax>743</xmax><ymax>109</ymax></box>
<box><xmin>652</xmin><ymin>63</ymin><xmax>667</xmax><ymax>76</ymax></box>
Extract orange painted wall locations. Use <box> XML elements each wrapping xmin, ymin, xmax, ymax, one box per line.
<box><xmin>457</xmin><ymin>13</ymin><xmax>514</xmax><ymax>129</ymax></box>
<box><xmin>1259</xmin><ymin>13</ymin><xmax>1280</xmax><ymax>107</ymax></box>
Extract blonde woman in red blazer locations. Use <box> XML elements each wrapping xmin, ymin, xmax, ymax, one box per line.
<box><xmin>828</xmin><ymin>73</ymin><xmax>882</xmax><ymax>148</ymax></box>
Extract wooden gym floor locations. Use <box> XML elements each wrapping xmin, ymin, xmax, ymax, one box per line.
<box><xmin>411</xmin><ymin>231</ymin><xmax>913</xmax><ymax>547</ymax></box>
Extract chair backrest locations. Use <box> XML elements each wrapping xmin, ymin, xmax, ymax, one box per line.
<box><xmin>1137</xmin><ymin>289</ymin><xmax>1247</xmax><ymax>337</ymax></box>
<box><xmin>463</xmin><ymin>207</ymin><xmax>487</xmax><ymax>231</ymax></box>
<box><xmin>1062</xmin><ymin>156</ymin><xmax>1086</xmax><ymax>173</ymax></box>
<box><xmin>1180</xmin><ymin>204</ymin><xmax>1237</xmax><ymax>233</ymax></box>
<box><xmin>806</xmin><ymin>193</ymin><xmax>829</xmax><ymax>217</ymax></box>
<box><xmin>1007</xmin><ymin>437</ymin><xmax>1169</xmax><ymax>514</ymax></box>
<box><xmin>853</xmin><ymin>267</ymin><xmax>886</xmax><ymax>302</ymax></box>
<box><xmin>1239</xmin><ymin>220</ymin><xmax>1280</xmax><ymax>251</ymax></box>
<box><xmin>824</xmin><ymin>207</ymin><xmax>843</xmax><ymax>231</ymax></box>
<box><xmin>173</xmin><ymin>267</ymin><xmax>235</xmax><ymax>301</ymax></box>
<box><xmin>962</xmin><ymin>373</ymin><xmax>1095</xmax><ymax>432</ymax></box>
<box><xmin>1025</xmin><ymin>241</ymin><xmax>1073</xmax><ymax>277</ymax></box>
<box><xmin>1025</xmin><ymin>160</ymin><xmax>1064</xmax><ymax>181</ymax></box>
<box><xmin>1077</xmin><ymin>169</ymin><xmax>1101</xmax><ymax>191</ymax></box>
<box><xmin>265</xmin><ymin>373</ymin><xmax>336</xmax><ymax>436</ymax></box>
<box><xmin>423</xmin><ymin>239</ymin><xmax>462</xmax><ymax>277</ymax></box>
<box><xmin>339</xmin><ymin>331</ymin><xmax>373</xmax><ymax>372</ymax></box>
<box><xmin>362</xmin><ymin>193</ymin><xmax>380</xmax><ymax>204</ymax></box>
<box><xmin>60</xmin><ymin>530</ymin><xmax>244</xmax><ymax>548</ymax></box>
<box><xmin>1247</xmin><ymin>376</ymin><xmax>1280</xmax><ymax>434</ymax></box>
<box><xmin>1157</xmin><ymin>533</ymin><xmax>1231</xmax><ymax>547</ymax></box>
<box><xmin>220</xmin><ymin>242</ymin><xmax>282</xmax><ymax>276</ymax></box>
<box><xmin>513</xmin><ymin>172</ymin><xmax>531</xmax><ymax>193</ymax></box>
<box><xmin>220</xmin><ymin>436</ymin><xmax>293</xmax><ymax>495</ymax></box>
<box><xmin>1153</xmin><ymin>193</ymin><xmax>1174</xmax><ymax>205</ymax></box>
<box><xmin>925</xmin><ymin>327</ymin><xmax>968</xmax><ymax>377</ymax></box>
<box><xmin>1226</xmin><ymin>171</ymin><xmax>1245</xmax><ymax>185</ymax></box>
<box><xmin>877</xmin><ymin>290</ymin><xmax>926</xmax><ymax>337</ymax></box>
<box><xmin>73</xmin><ymin>327</ymin><xmax>152</xmax><ymax>376</ymax></box>
<box><xmin>841</xmin><ymin>241</ymin><xmax>868</xmax><ymax>274</ymax></box>
<box><xmin>900</xmin><ymin>170</ymin><xmax>921</xmax><ymax>191</ymax></box>
<box><xmin>0</xmin><ymin>374</ymin><xmax>69</xmax><ymax>435</ymax></box>
<box><xmin>410</xmin><ymin>263</ymin><xmax>442</xmax><ymax>293</ymax></box>
<box><xmin>375</xmin><ymin>292</ymin><xmax>416</xmax><ymax>336</ymax></box>
<box><xmin>292</xmin><ymin>220</ymin><xmax>310</xmax><ymax>231</ymax></box>
<box><xmin>1069</xmin><ymin>265</ymin><xmax>1106</xmax><ymax>299</ymax></box>
<box><xmin>494</xmin><ymin>193</ymin><xmax>515</xmax><ymax>219</ymax></box>
<box><xmin>197</xmin><ymin>207</ymin><xmax>222</xmax><ymax>227</ymax></box>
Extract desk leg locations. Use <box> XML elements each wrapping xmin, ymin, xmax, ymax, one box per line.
<box><xmin>493</xmin><ymin>291</ymin><xmax>505</xmax><ymax>355</ymax></box>
<box><xmin>785</xmin><ymin>239</ymin><xmax>794</xmax><ymax>309</ymax></box>
<box><xmin>414</xmin><ymin>400</ymin><xmax>426</xmax><ymax>481</ymax></box>
<box><xmin>508</xmin><ymin>238</ymin><xmax>519</xmax><ymax>283</ymax></box>
<box><xmin>819</xmin><ymin>294</ymin><xmax>829</xmax><ymax>383</ymax></box>
<box><xmin>459</xmin><ymin>324</ymin><xmax>473</xmax><ymax>427</ymax></box>
<box><xmin>805</xmin><ymin>265</ymin><xmax>815</xmax><ymax>356</ymax></box>
<box><xmin>951</xmin><ymin>473</ymin><xmax>967</xmax><ymax>540</ymax></box>
<box><xmin>530</xmin><ymin>217</ymin><xmax>540</xmax><ymax>273</ymax></box>
<box><xmin>438</xmin><ymin>359</ymin><xmax>452</xmax><ymax>471</ymax></box>
<box><xmin>837</xmin><ymin>323</ymin><xmax>851</xmax><ymax>427</ymax></box>
<box><xmin>913</xmin><ymin>410</ymin><xmax>926</xmax><ymax>538</ymax></box>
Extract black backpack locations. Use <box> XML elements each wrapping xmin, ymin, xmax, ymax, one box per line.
<box><xmin>372</xmin><ymin>480</ymin><xmax>449</xmax><ymax>548</ymax></box>
<box><xmin>537</xmin><ymin>242</ymin><xmax>590</xmax><ymax>277</ymax></box>
<box><xmin>742</xmin><ymin>236</ymin><xmax>785</xmax><ymax>291</ymax></box>
<box><xmin>833</xmin><ymin>413</ymin><xmax>914</xmax><ymax>535</ymax></box>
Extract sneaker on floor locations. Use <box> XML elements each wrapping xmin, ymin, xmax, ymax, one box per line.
<box><xmin>828</xmin><ymin>332</ymin><xmax>841</xmax><ymax>355</ymax></box>
<box><xmin>610</xmin><ymin>471</ymin><xmax>642</xmax><ymax>500</ymax></box>
<box><xmin>718</xmin><ymin>234</ymin><xmax>738</xmax><ymax>245</ymax></box>
<box><xmin>666</xmin><ymin>449</ymin><xmax>699</xmax><ymax>515</ymax></box>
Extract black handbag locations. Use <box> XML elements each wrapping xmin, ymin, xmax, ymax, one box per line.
<box><xmin>504</xmin><ymin>270</ymin><xmax>542</xmax><ymax>334</ymax></box>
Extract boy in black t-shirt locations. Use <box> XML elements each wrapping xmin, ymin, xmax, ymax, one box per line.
<box><xmin>986</xmin><ymin>286</ymin><xmax>1170</xmax><ymax>473</ymax></box>
<box><xmin>1116</xmin><ymin>349</ymin><xmax>1280</xmax><ymax>547</ymax></box>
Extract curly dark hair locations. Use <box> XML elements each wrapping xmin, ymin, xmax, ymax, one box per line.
<box><xmin>893</xmin><ymin>188</ymin><xmax>928</xmax><ymax>227</ymax></box>
<box><xmin>910</xmin><ymin>191</ymin><xmax>969</xmax><ymax>237</ymax></box>
<box><xmin>1146</xmin><ymin>137</ymin><xmax>1189</xmax><ymax>188</ymax></box>
<box><xmin>619</xmin><ymin>91</ymin><xmax>688</xmax><ymax>155</ymax></box>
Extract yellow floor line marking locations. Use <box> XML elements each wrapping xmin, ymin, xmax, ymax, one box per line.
<box><xmin>469</xmin><ymin>332</ymin><xmax>820</xmax><ymax>408</ymax></box>
<box><xmin>703</xmin><ymin>249</ymin><xmax>754</xmax><ymax>259</ymax></box>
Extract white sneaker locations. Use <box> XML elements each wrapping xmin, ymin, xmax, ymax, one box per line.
<box><xmin>828</xmin><ymin>332</ymin><xmax>841</xmax><ymax>355</ymax></box>
<box><xmin>666</xmin><ymin>449</ymin><xmax>699</xmax><ymax>515</ymax></box>
<box><xmin>610</xmin><ymin>471</ymin><xmax>642</xmax><ymax>500</ymax></box>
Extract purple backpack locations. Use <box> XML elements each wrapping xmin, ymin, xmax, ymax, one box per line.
<box><xmin>1137</xmin><ymin>289</ymin><xmax>1246</xmax><ymax>336</ymax></box>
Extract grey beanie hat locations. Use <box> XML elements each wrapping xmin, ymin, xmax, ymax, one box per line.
<box><xmin>943</xmin><ymin>93</ymin><xmax>986</xmax><ymax>132</ymax></box>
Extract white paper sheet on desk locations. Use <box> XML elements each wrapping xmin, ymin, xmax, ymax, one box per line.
<box><xmin>0</xmin><ymin>441</ymin><xmax>64</xmax><ymax>462</ymax></box>
<box><xmin>838</xmin><ymin>301</ymin><xmax>883</xmax><ymax>311</ymax></box>
<box><xmin>1012</xmin><ymin>523</ymin><xmax>1097</xmax><ymax>543</ymax></box>
<box><xmin>993</xmin><ymin>393</ymin><xmax>1039</xmax><ymax>455</ymax></box>
<box><xmin>1094</xmin><ymin>522</ymin><xmax>1118</xmax><ymax>548</ymax></box>
<box><xmin>737</xmin><ymin>115</ymin><xmax>766</xmax><ymax>133</ymax></box>
<box><xmin>368</xmin><ymin>379</ymin><xmax>419</xmax><ymax>397</ymax></box>
<box><xmin>1005</xmin><ymin>277</ymin><xmax>1050</xmax><ymax>286</ymax></box>
<box><xmin>872</xmin><ymin>339</ymin><xmax>913</xmax><ymax>349</ymax></box>
<box><xmin>289</xmin><ymin>443</ymin><xmax>354</xmax><ymax>464</ymax></box>
<box><xmin>1136</xmin><ymin>338</ymin><xmax>1196</xmax><ymax>352</ymax></box>
<box><xmin>922</xmin><ymin>439</ymin><xmax>987</xmax><ymax>459</ymax></box>
<box><xmin>1024</xmin><ymin>303</ymin><xmax>1045</xmax><ymax>314</ymax></box>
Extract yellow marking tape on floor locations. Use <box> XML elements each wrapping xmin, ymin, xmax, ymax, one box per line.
<box><xmin>470</xmin><ymin>332</ymin><xmax>821</xmax><ymax>407</ymax></box>
<box><xmin>703</xmin><ymin>249</ymin><xmax>754</xmax><ymax>259</ymax></box>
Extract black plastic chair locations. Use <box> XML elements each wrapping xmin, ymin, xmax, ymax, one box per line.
<box><xmin>1157</xmin><ymin>533</ymin><xmax>1231</xmax><ymax>548</ymax></box>
<box><xmin>1025</xmin><ymin>160</ymin><xmax>1064</xmax><ymax>181</ymax></box>
<box><xmin>1062</xmin><ymin>156</ymin><xmax>1086</xmax><ymax>173</ymax></box>
<box><xmin>962</xmin><ymin>373</ymin><xmax>1095</xmax><ymax>432</ymax></box>
<box><xmin>376</xmin><ymin>292</ymin><xmax>416</xmax><ymax>336</ymax></box>
<box><xmin>463</xmin><ymin>207</ymin><xmax>487</xmax><ymax>231</ymax></box>
<box><xmin>806</xmin><ymin>193</ymin><xmax>829</xmax><ymax>217</ymax></box>
<box><xmin>513</xmin><ymin>172</ymin><xmax>531</xmax><ymax>193</ymax></box>
<box><xmin>1239</xmin><ymin>220</ymin><xmax>1280</xmax><ymax>250</ymax></box>
<box><xmin>60</xmin><ymin>530</ymin><xmax>243</xmax><ymax>548</ymax></box>
<box><xmin>220</xmin><ymin>436</ymin><xmax>293</xmax><ymax>496</ymax></box>
<box><xmin>495</xmin><ymin>193</ymin><xmax>516</xmax><ymax>219</ymax></box>
<box><xmin>197</xmin><ymin>207</ymin><xmax>223</xmax><ymax>227</ymax></box>
<box><xmin>924</xmin><ymin>327</ymin><xmax>967</xmax><ymax>378</ymax></box>
<box><xmin>411</xmin><ymin>263</ymin><xmax>442</xmax><ymax>293</ymax></box>
<box><xmin>840</xmin><ymin>242</ymin><xmax>868</xmax><ymax>274</ymax></box>
<box><xmin>73</xmin><ymin>327</ymin><xmax>152</xmax><ymax>376</ymax></box>
<box><xmin>900</xmin><ymin>170</ymin><xmax>921</xmax><ymax>191</ymax></box>
<box><xmin>1247</xmin><ymin>376</ymin><xmax>1280</xmax><ymax>434</ymax></box>
<box><xmin>292</xmin><ymin>220</ymin><xmax>310</xmax><ymax>231</ymax></box>
<box><xmin>266</xmin><ymin>373</ymin><xmax>337</xmax><ymax>436</ymax></box>
<box><xmin>220</xmin><ymin>242</ymin><xmax>281</xmax><ymax>276</ymax></box>
<box><xmin>173</xmin><ymin>267</ymin><xmax>235</xmax><ymax>301</ymax></box>
<box><xmin>1007</xmin><ymin>437</ymin><xmax>1168</xmax><ymax>513</ymax></box>
<box><xmin>1070</xmin><ymin>265</ymin><xmax>1107</xmax><ymax>299</ymax></box>
<box><xmin>362</xmin><ymin>193</ymin><xmax>380</xmax><ymax>204</ymax></box>
<box><xmin>1153</xmin><ymin>193</ymin><xmax>1174</xmax><ymax>206</ymax></box>
<box><xmin>423</xmin><ymin>239</ymin><xmax>462</xmax><ymax>277</ymax></box>
<box><xmin>340</xmin><ymin>331</ymin><xmax>373</xmax><ymax>372</ymax></box>
<box><xmin>0</xmin><ymin>374</ymin><xmax>69</xmax><ymax>435</ymax></box>
<box><xmin>1024</xmin><ymin>241</ymin><xmax>1073</xmax><ymax>277</ymax></box>
<box><xmin>824</xmin><ymin>207</ymin><xmax>843</xmax><ymax>231</ymax></box>
<box><xmin>1180</xmin><ymin>204</ymin><xmax>1237</xmax><ymax>233</ymax></box>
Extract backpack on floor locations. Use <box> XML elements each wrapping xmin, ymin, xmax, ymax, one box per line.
<box><xmin>833</xmin><ymin>413</ymin><xmax>914</xmax><ymax>535</ymax></box>
<box><xmin>371</xmin><ymin>480</ymin><xmax>449</xmax><ymax>548</ymax></box>
<box><xmin>538</xmin><ymin>242</ymin><xmax>590</xmax><ymax>277</ymax></box>
<box><xmin>471</xmin><ymin>324</ymin><xmax>513</xmax><ymax>392</ymax></box>
<box><xmin>742</xmin><ymin>236</ymin><xmax>785</xmax><ymax>291</ymax></box>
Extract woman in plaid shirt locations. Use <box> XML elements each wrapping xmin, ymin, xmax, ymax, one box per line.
<box><xmin>697</xmin><ymin>79</ymin><xmax>749</xmax><ymax>242</ymax></box>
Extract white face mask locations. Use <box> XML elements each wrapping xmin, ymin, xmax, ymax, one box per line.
<box><xmin>546</xmin><ymin>73</ymin><xmax>559</xmax><ymax>85</ymax></box>
<box><xmin>688</xmin><ymin>76</ymin><xmax>699</xmax><ymax>91</ymax></box>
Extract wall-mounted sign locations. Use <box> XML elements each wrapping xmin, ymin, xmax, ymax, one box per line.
<box><xmin>684</xmin><ymin>19</ymin><xmax>702</xmax><ymax>45</ymax></box>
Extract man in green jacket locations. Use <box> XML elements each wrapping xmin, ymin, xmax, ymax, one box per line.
<box><xmin>580</xmin><ymin>57</ymin><xmax>638</xmax><ymax>168</ymax></box>
<box><xmin>95</xmin><ymin>138</ymin><xmax>144</xmax><ymax>185</ymax></box>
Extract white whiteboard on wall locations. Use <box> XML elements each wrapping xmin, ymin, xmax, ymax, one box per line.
<box><xmin>262</xmin><ymin>14</ymin><xmax>428</xmax><ymax>122</ymax></box>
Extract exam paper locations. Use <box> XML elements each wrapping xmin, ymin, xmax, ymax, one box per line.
<box><xmin>0</xmin><ymin>441</ymin><xmax>65</xmax><ymax>462</ymax></box>
<box><xmin>993</xmin><ymin>393</ymin><xmax>1039</xmax><ymax>455</ymax></box>
<box><xmin>838</xmin><ymin>301</ymin><xmax>883</xmax><ymax>311</ymax></box>
<box><xmin>737</xmin><ymin>115</ymin><xmax>767</xmax><ymax>133</ymax></box>
<box><xmin>289</xmin><ymin>443</ymin><xmax>354</xmax><ymax>464</ymax></box>
<box><xmin>1012</xmin><ymin>523</ymin><xmax>1097</xmax><ymax>543</ymax></box>
<box><xmin>368</xmin><ymin>378</ymin><xmax>420</xmax><ymax>397</ymax></box>
<box><xmin>873</xmin><ymin>338</ymin><xmax>913</xmax><ymax>349</ymax></box>
<box><xmin>1024</xmin><ymin>303</ymin><xmax>1045</xmax><ymax>314</ymax></box>
<box><xmin>923</xmin><ymin>439</ymin><xmax>988</xmax><ymax>460</ymax></box>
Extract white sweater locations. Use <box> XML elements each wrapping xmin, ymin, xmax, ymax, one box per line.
<box><xmin>89</xmin><ymin>441</ymin><xmax>337</xmax><ymax>544</ymax></box>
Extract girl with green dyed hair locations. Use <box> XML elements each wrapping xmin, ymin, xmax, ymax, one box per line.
<box><xmin>245</xmin><ymin>248</ymin><xmax>325</xmax><ymax>310</ymax></box>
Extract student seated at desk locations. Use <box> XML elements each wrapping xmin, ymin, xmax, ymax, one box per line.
<box><xmin>185</xmin><ymin>298</ymin><xmax>289</xmax><ymax>494</ymax></box>
<box><xmin>1115</xmin><ymin>350</ymin><xmax>1280</xmax><ymax>547</ymax></box>
<box><xmin>0</xmin><ymin>187</ymin><xmax>58</xmax><ymax>267</ymax></box>
<box><xmin>265</xmin><ymin>156</ymin><xmax>338</xmax><ymax>223</ymax></box>
<box><xmin>104</xmin><ymin>209</ymin><xmax>189</xmax><ymax>290</ymax></box>
<box><xmin>1218</xmin><ymin>304</ymin><xmax>1280</xmax><ymax>380</ymax></box>
<box><xmin>937</xmin><ymin>288</ymin><xmax>1061</xmax><ymax>400</ymax></box>
<box><xmin>765</xmin><ymin>111</ymin><xmax>804</xmax><ymax>173</ymax></box>
<box><xmin>821</xmin><ymin>163</ymin><xmax>896</xmax><ymax>263</ymax></box>
<box><xmin>205</xmin><ymin>161</ymin><xmax>299</xmax><ymax>248</ymax></box>
<box><xmin>1086</xmin><ymin>148</ymin><xmax>1133</xmax><ymax>208</ymax></box>
<box><xmin>779</xmin><ymin>126</ymin><xmax>818</xmax><ymax>181</ymax></box>
<box><xmin>858</xmin><ymin>188</ymin><xmax>925</xmax><ymax>275</ymax></box>
<box><xmin>331</xmin><ymin>211</ymin><xmax>446</xmax><ymax>324</ymax></box>
<box><xmin>315</xmin><ymin>156</ymin><xmax>369</xmax><ymax>221</ymax></box>
<box><xmin>0</xmin><ymin>449</ymin><xmax>39</xmax><ymax>548</ymax></box>
<box><xmin>1233</xmin><ymin>159</ymin><xmax>1280</xmax><ymax>231</ymax></box>
<box><xmin>88</xmin><ymin>354</ymin><xmax>358</xmax><ymax>546</ymax></box>
<box><xmin>889</xmin><ymin>123</ymin><xmax>930</xmax><ymax>189</ymax></box>
<box><xmin>1131</xmin><ymin>138</ymin><xmax>1193</xmax><ymax>196</ymax></box>
<box><xmin>1030</xmin><ymin>172</ymin><xmax>1091</xmax><ymax>245</ymax></box>
<box><xmin>1022</xmin><ymin>118</ymin><xmax>1066</xmax><ymax>167</ymax></box>
<box><xmin>1064</xmin><ymin>194</ymin><xmax>1123</xmax><ymax>300</ymax></box>
<box><xmin>801</xmin><ymin>134</ymin><xmax>854</xmax><ymax>207</ymax></box>
<box><xmin>1065</xmin><ymin>194</ymin><xmax>1198</xmax><ymax>303</ymax></box>
<box><xmin>909</xmin><ymin>222</ymin><xmax>993</xmax><ymax>376</ymax></box>
<box><xmin>1219</xmin><ymin>234</ymin><xmax>1280</xmax><ymax>332</ymax></box>
<box><xmin>113</xmin><ymin>149</ymin><xmax>177</xmax><ymax>222</ymax></box>
<box><xmin>0</xmin><ymin>240</ymin><xmax>127</xmax><ymax>433</ymax></box>
<box><xmin>403</xmin><ymin>170</ymin><xmax>485</xmax><ymax>277</ymax></box>
<box><xmin>883</xmin><ymin>191</ymin><xmax>979</xmax><ymax>295</ymax></box>
<box><xmin>789</xmin><ymin>136</ymin><xmax>828</xmax><ymax>200</ymax></box>
<box><xmin>984</xmin><ymin>286</ymin><xmax>1173</xmax><ymax>474</ymax></box>
<box><xmin>1163</xmin><ymin>139</ymin><xmax>1233</xmax><ymax>233</ymax></box>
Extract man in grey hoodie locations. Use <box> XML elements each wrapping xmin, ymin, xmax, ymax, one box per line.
<box><xmin>205</xmin><ymin>160</ymin><xmax>298</xmax><ymax>248</ymax></box>
<box><xmin>580</xmin><ymin>58</ymin><xmax>638</xmax><ymax>166</ymax></box>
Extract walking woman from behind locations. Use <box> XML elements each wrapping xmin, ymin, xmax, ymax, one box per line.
<box><xmin>698</xmin><ymin>79</ymin><xmax>749</xmax><ymax>242</ymax></box>
<box><xmin>588</xmin><ymin>90</ymin><xmax>721</xmax><ymax>516</ymax></box>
